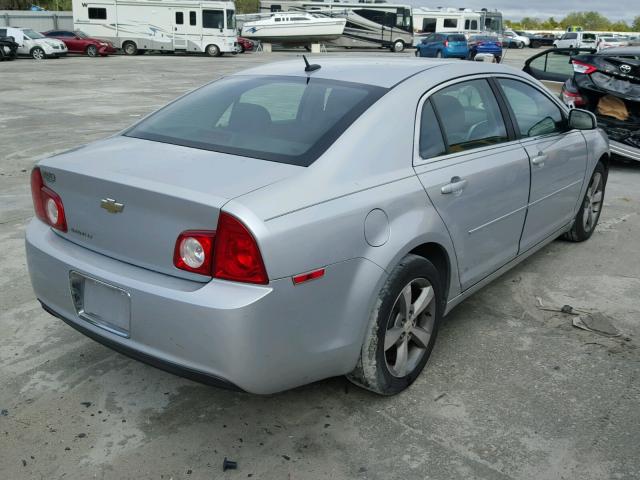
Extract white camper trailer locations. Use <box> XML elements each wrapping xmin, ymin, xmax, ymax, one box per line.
<box><xmin>72</xmin><ymin>0</ymin><xmax>238</xmax><ymax>56</ymax></box>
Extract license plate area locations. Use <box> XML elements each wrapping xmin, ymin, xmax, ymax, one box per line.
<box><xmin>70</xmin><ymin>271</ymin><xmax>131</xmax><ymax>338</ymax></box>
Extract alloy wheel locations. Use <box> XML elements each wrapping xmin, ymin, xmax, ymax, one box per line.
<box><xmin>583</xmin><ymin>172</ymin><xmax>603</xmax><ymax>233</ymax></box>
<box><xmin>384</xmin><ymin>278</ymin><xmax>436</xmax><ymax>378</ymax></box>
<box><xmin>32</xmin><ymin>48</ymin><xmax>44</xmax><ymax>60</ymax></box>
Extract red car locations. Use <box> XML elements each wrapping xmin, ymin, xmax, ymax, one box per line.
<box><xmin>237</xmin><ymin>37</ymin><xmax>255</xmax><ymax>53</ymax></box>
<box><xmin>42</xmin><ymin>30</ymin><xmax>116</xmax><ymax>57</ymax></box>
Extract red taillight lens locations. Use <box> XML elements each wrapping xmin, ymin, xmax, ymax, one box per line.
<box><xmin>213</xmin><ymin>212</ymin><xmax>268</xmax><ymax>285</ymax></box>
<box><xmin>562</xmin><ymin>89</ymin><xmax>587</xmax><ymax>107</ymax></box>
<box><xmin>173</xmin><ymin>231</ymin><xmax>215</xmax><ymax>276</ymax></box>
<box><xmin>30</xmin><ymin>167</ymin><xmax>67</xmax><ymax>232</ymax></box>
<box><xmin>572</xmin><ymin>60</ymin><xmax>597</xmax><ymax>75</ymax></box>
<box><xmin>444</xmin><ymin>40</ymin><xmax>449</xmax><ymax>47</ymax></box>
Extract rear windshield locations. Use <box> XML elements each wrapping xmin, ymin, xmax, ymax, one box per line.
<box><xmin>448</xmin><ymin>34</ymin><xmax>466</xmax><ymax>42</ymax></box>
<box><xmin>583</xmin><ymin>34</ymin><xmax>596</xmax><ymax>41</ymax></box>
<box><xmin>125</xmin><ymin>75</ymin><xmax>386</xmax><ymax>166</ymax></box>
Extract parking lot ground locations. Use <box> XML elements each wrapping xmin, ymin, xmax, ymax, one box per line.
<box><xmin>1</xmin><ymin>51</ymin><xmax>639</xmax><ymax>480</ymax></box>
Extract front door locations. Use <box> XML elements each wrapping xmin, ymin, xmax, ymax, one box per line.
<box><xmin>172</xmin><ymin>10</ymin><xmax>188</xmax><ymax>49</ymax></box>
<box><xmin>495</xmin><ymin>78</ymin><xmax>588</xmax><ymax>251</ymax></box>
<box><xmin>413</xmin><ymin>79</ymin><xmax>531</xmax><ymax>290</ymax></box>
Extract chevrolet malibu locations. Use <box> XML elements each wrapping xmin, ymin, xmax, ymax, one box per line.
<box><xmin>26</xmin><ymin>58</ymin><xmax>609</xmax><ymax>395</ymax></box>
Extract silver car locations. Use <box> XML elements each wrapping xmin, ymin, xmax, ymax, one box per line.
<box><xmin>26</xmin><ymin>58</ymin><xmax>609</xmax><ymax>395</ymax></box>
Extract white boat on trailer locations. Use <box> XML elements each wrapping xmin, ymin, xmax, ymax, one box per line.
<box><xmin>240</xmin><ymin>12</ymin><xmax>345</xmax><ymax>46</ymax></box>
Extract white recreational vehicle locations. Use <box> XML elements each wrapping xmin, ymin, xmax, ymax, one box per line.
<box><xmin>412</xmin><ymin>7</ymin><xmax>503</xmax><ymax>35</ymax></box>
<box><xmin>72</xmin><ymin>0</ymin><xmax>238</xmax><ymax>56</ymax></box>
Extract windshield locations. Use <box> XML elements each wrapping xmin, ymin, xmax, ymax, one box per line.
<box><xmin>226</xmin><ymin>9</ymin><xmax>236</xmax><ymax>29</ymax></box>
<box><xmin>126</xmin><ymin>76</ymin><xmax>386</xmax><ymax>166</ymax></box>
<box><xmin>24</xmin><ymin>29</ymin><xmax>44</xmax><ymax>39</ymax></box>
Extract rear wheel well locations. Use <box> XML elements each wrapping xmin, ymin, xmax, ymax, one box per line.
<box><xmin>409</xmin><ymin>243</ymin><xmax>451</xmax><ymax>302</ymax></box>
<box><xmin>599</xmin><ymin>153</ymin><xmax>610</xmax><ymax>174</ymax></box>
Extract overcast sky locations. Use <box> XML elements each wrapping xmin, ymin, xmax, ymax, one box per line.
<box><xmin>404</xmin><ymin>0</ymin><xmax>636</xmax><ymax>21</ymax></box>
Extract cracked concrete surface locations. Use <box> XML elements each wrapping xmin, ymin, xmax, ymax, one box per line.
<box><xmin>1</xmin><ymin>50</ymin><xmax>639</xmax><ymax>479</ymax></box>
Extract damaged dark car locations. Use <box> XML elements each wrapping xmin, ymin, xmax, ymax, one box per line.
<box><xmin>524</xmin><ymin>47</ymin><xmax>640</xmax><ymax>161</ymax></box>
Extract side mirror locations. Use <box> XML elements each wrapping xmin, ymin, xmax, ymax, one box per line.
<box><xmin>568</xmin><ymin>108</ymin><xmax>597</xmax><ymax>130</ymax></box>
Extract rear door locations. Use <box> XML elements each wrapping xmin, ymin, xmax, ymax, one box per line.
<box><xmin>496</xmin><ymin>78</ymin><xmax>587</xmax><ymax>251</ymax></box>
<box><xmin>413</xmin><ymin>78</ymin><xmax>531</xmax><ymax>290</ymax></box>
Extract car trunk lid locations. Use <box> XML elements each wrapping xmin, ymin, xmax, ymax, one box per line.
<box><xmin>38</xmin><ymin>136</ymin><xmax>302</xmax><ymax>281</ymax></box>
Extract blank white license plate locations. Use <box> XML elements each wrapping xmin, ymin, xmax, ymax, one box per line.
<box><xmin>70</xmin><ymin>272</ymin><xmax>131</xmax><ymax>338</ymax></box>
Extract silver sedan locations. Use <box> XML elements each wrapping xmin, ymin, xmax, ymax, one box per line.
<box><xmin>26</xmin><ymin>57</ymin><xmax>609</xmax><ymax>395</ymax></box>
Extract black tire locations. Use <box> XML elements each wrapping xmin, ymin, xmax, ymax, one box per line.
<box><xmin>31</xmin><ymin>47</ymin><xmax>45</xmax><ymax>60</ymax></box>
<box><xmin>135</xmin><ymin>49</ymin><xmax>146</xmax><ymax>55</ymax></box>
<box><xmin>414</xmin><ymin>49</ymin><xmax>419</xmax><ymax>57</ymax></box>
<box><xmin>122</xmin><ymin>41</ymin><xmax>137</xmax><ymax>55</ymax></box>
<box><xmin>347</xmin><ymin>254</ymin><xmax>443</xmax><ymax>395</ymax></box>
<box><xmin>206</xmin><ymin>44</ymin><xmax>221</xmax><ymax>57</ymax></box>
<box><xmin>532</xmin><ymin>40</ymin><xmax>540</xmax><ymax>48</ymax></box>
<box><xmin>86</xmin><ymin>44</ymin><xmax>98</xmax><ymax>57</ymax></box>
<box><xmin>239</xmin><ymin>44</ymin><xmax>245</xmax><ymax>53</ymax></box>
<box><xmin>564</xmin><ymin>162</ymin><xmax>607</xmax><ymax>242</ymax></box>
<box><xmin>392</xmin><ymin>40</ymin><xmax>404</xmax><ymax>53</ymax></box>
<box><xmin>435</xmin><ymin>50</ymin><xmax>443</xmax><ymax>58</ymax></box>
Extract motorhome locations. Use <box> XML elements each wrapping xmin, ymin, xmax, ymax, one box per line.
<box><xmin>72</xmin><ymin>0</ymin><xmax>238</xmax><ymax>56</ymax></box>
<box><xmin>412</xmin><ymin>7</ymin><xmax>503</xmax><ymax>35</ymax></box>
<box><xmin>258</xmin><ymin>0</ymin><xmax>413</xmax><ymax>52</ymax></box>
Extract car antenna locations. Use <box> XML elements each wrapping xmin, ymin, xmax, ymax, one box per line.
<box><xmin>303</xmin><ymin>55</ymin><xmax>321</xmax><ymax>73</ymax></box>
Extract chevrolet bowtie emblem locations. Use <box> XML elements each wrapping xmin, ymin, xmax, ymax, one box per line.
<box><xmin>100</xmin><ymin>198</ymin><xmax>125</xmax><ymax>214</ymax></box>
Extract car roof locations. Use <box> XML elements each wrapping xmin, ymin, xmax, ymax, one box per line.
<box><xmin>597</xmin><ymin>46</ymin><xmax>640</xmax><ymax>55</ymax></box>
<box><xmin>233</xmin><ymin>57</ymin><xmax>516</xmax><ymax>89</ymax></box>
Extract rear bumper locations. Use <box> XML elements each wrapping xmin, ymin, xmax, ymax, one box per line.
<box><xmin>610</xmin><ymin>140</ymin><xmax>640</xmax><ymax>161</ymax></box>
<box><xmin>26</xmin><ymin>219</ymin><xmax>383</xmax><ymax>394</ymax></box>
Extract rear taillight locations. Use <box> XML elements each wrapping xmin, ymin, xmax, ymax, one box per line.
<box><xmin>213</xmin><ymin>212</ymin><xmax>268</xmax><ymax>284</ymax></box>
<box><xmin>173</xmin><ymin>231</ymin><xmax>216</xmax><ymax>276</ymax></box>
<box><xmin>173</xmin><ymin>212</ymin><xmax>268</xmax><ymax>284</ymax></box>
<box><xmin>30</xmin><ymin>167</ymin><xmax>67</xmax><ymax>232</ymax></box>
<box><xmin>562</xmin><ymin>89</ymin><xmax>587</xmax><ymax>107</ymax></box>
<box><xmin>444</xmin><ymin>40</ymin><xmax>449</xmax><ymax>47</ymax></box>
<box><xmin>572</xmin><ymin>60</ymin><xmax>597</xmax><ymax>75</ymax></box>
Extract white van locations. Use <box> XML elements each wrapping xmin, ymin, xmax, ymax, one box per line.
<box><xmin>553</xmin><ymin>31</ymin><xmax>597</xmax><ymax>49</ymax></box>
<box><xmin>72</xmin><ymin>0</ymin><xmax>238</xmax><ymax>56</ymax></box>
<box><xmin>0</xmin><ymin>27</ymin><xmax>68</xmax><ymax>59</ymax></box>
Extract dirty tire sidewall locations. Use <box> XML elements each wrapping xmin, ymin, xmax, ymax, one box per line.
<box><xmin>564</xmin><ymin>161</ymin><xmax>607</xmax><ymax>242</ymax></box>
<box><xmin>347</xmin><ymin>254</ymin><xmax>443</xmax><ymax>395</ymax></box>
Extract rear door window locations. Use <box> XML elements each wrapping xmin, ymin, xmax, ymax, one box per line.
<box><xmin>498</xmin><ymin>79</ymin><xmax>566</xmax><ymax>137</ymax></box>
<box><xmin>418</xmin><ymin>101</ymin><xmax>446</xmax><ymax>159</ymax></box>
<box><xmin>431</xmin><ymin>79</ymin><xmax>508</xmax><ymax>153</ymax></box>
<box><xmin>126</xmin><ymin>76</ymin><xmax>386</xmax><ymax>166</ymax></box>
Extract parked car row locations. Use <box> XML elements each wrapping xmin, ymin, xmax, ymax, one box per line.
<box><xmin>0</xmin><ymin>25</ymin><xmax>254</xmax><ymax>59</ymax></box>
<box><xmin>415</xmin><ymin>33</ymin><xmax>503</xmax><ymax>63</ymax></box>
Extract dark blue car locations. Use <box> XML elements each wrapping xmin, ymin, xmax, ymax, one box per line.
<box><xmin>415</xmin><ymin>33</ymin><xmax>468</xmax><ymax>59</ymax></box>
<box><xmin>467</xmin><ymin>35</ymin><xmax>503</xmax><ymax>62</ymax></box>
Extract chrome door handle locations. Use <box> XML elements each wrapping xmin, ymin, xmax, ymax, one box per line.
<box><xmin>531</xmin><ymin>152</ymin><xmax>547</xmax><ymax>166</ymax></box>
<box><xmin>441</xmin><ymin>177</ymin><xmax>468</xmax><ymax>194</ymax></box>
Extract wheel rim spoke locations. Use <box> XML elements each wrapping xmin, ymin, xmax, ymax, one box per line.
<box><xmin>384</xmin><ymin>327</ymin><xmax>403</xmax><ymax>351</ymax></box>
<box><xmin>592</xmin><ymin>190</ymin><xmax>603</xmax><ymax>205</ymax></box>
<box><xmin>411</xmin><ymin>286</ymin><xmax>434</xmax><ymax>321</ymax></box>
<box><xmin>400</xmin><ymin>284</ymin><xmax>412</xmax><ymax>317</ymax></box>
<box><xmin>411</xmin><ymin>325</ymin><xmax>431</xmax><ymax>349</ymax></box>
<box><xmin>394</xmin><ymin>337</ymin><xmax>409</xmax><ymax>377</ymax></box>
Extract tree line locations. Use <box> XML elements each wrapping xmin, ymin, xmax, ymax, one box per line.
<box><xmin>506</xmin><ymin>11</ymin><xmax>640</xmax><ymax>32</ymax></box>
